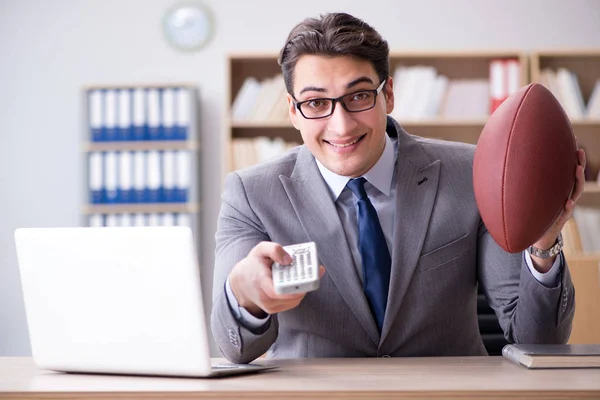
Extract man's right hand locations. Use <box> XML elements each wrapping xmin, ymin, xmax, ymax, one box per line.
<box><xmin>228</xmin><ymin>241</ymin><xmax>324</xmax><ymax>318</ymax></box>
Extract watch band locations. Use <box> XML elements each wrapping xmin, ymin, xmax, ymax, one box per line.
<box><xmin>528</xmin><ymin>233</ymin><xmax>563</xmax><ymax>259</ymax></box>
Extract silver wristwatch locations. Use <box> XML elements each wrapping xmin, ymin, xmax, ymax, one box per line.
<box><xmin>527</xmin><ymin>233</ymin><xmax>563</xmax><ymax>259</ymax></box>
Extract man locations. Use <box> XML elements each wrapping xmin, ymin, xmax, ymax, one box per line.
<box><xmin>211</xmin><ymin>12</ymin><xmax>585</xmax><ymax>364</ymax></box>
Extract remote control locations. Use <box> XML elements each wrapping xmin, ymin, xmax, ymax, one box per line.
<box><xmin>272</xmin><ymin>242</ymin><xmax>319</xmax><ymax>295</ymax></box>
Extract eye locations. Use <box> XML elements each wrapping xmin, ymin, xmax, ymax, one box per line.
<box><xmin>306</xmin><ymin>99</ymin><xmax>328</xmax><ymax>109</ymax></box>
<box><xmin>351</xmin><ymin>91</ymin><xmax>371</xmax><ymax>101</ymax></box>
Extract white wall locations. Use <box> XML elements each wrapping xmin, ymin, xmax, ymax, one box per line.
<box><xmin>1</xmin><ymin>0</ymin><xmax>599</xmax><ymax>356</ymax></box>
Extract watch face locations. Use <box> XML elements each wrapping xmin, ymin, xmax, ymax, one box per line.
<box><xmin>163</xmin><ymin>2</ymin><xmax>213</xmax><ymax>51</ymax></box>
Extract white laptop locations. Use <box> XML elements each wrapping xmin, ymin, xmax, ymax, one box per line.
<box><xmin>14</xmin><ymin>226</ymin><xmax>277</xmax><ymax>378</ymax></box>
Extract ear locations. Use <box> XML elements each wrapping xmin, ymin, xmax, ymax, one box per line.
<box><xmin>383</xmin><ymin>76</ymin><xmax>394</xmax><ymax>115</ymax></box>
<box><xmin>287</xmin><ymin>93</ymin><xmax>300</xmax><ymax>130</ymax></box>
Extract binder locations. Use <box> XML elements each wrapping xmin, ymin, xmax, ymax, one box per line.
<box><xmin>117</xmin><ymin>89</ymin><xmax>132</xmax><ymax>141</ymax></box>
<box><xmin>147</xmin><ymin>89</ymin><xmax>162</xmax><ymax>141</ymax></box>
<box><xmin>133</xmin><ymin>213</ymin><xmax>146</xmax><ymax>227</ymax></box>
<box><xmin>133</xmin><ymin>151</ymin><xmax>146</xmax><ymax>203</ymax></box>
<box><xmin>175</xmin><ymin>150</ymin><xmax>190</xmax><ymax>203</ymax></box>
<box><xmin>176</xmin><ymin>88</ymin><xmax>191</xmax><ymax>140</ymax></box>
<box><xmin>147</xmin><ymin>213</ymin><xmax>161</xmax><ymax>226</ymax></box>
<box><xmin>162</xmin><ymin>213</ymin><xmax>175</xmax><ymax>226</ymax></box>
<box><xmin>176</xmin><ymin>213</ymin><xmax>191</xmax><ymax>227</ymax></box>
<box><xmin>104</xmin><ymin>151</ymin><xmax>119</xmax><ymax>203</ymax></box>
<box><xmin>89</xmin><ymin>90</ymin><xmax>104</xmax><ymax>142</ymax></box>
<box><xmin>88</xmin><ymin>214</ymin><xmax>104</xmax><ymax>227</ymax></box>
<box><xmin>105</xmin><ymin>214</ymin><xmax>119</xmax><ymax>227</ymax></box>
<box><xmin>146</xmin><ymin>151</ymin><xmax>162</xmax><ymax>203</ymax></box>
<box><xmin>162</xmin><ymin>150</ymin><xmax>176</xmax><ymax>202</ymax></box>
<box><xmin>489</xmin><ymin>59</ymin><xmax>508</xmax><ymax>115</ymax></box>
<box><xmin>120</xmin><ymin>213</ymin><xmax>133</xmax><ymax>227</ymax></box>
<box><xmin>118</xmin><ymin>151</ymin><xmax>133</xmax><ymax>203</ymax></box>
<box><xmin>162</xmin><ymin>88</ymin><xmax>176</xmax><ymax>141</ymax></box>
<box><xmin>104</xmin><ymin>89</ymin><xmax>118</xmax><ymax>142</ymax></box>
<box><xmin>89</xmin><ymin>152</ymin><xmax>104</xmax><ymax>204</ymax></box>
<box><xmin>132</xmin><ymin>88</ymin><xmax>147</xmax><ymax>141</ymax></box>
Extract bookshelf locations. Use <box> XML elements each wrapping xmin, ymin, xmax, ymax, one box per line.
<box><xmin>530</xmin><ymin>50</ymin><xmax>600</xmax><ymax>206</ymax></box>
<box><xmin>226</xmin><ymin>51</ymin><xmax>528</xmax><ymax>172</ymax></box>
<box><xmin>82</xmin><ymin>83</ymin><xmax>201</xmax><ymax>234</ymax></box>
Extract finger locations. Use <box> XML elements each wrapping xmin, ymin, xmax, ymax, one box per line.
<box><xmin>250</xmin><ymin>242</ymin><xmax>293</xmax><ymax>265</ymax></box>
<box><xmin>571</xmin><ymin>165</ymin><xmax>586</xmax><ymax>202</ymax></box>
<box><xmin>259</xmin><ymin>277</ymin><xmax>306</xmax><ymax>301</ymax></box>
<box><xmin>319</xmin><ymin>265</ymin><xmax>326</xmax><ymax>278</ymax></box>
<box><xmin>579</xmin><ymin>148</ymin><xmax>586</xmax><ymax>170</ymax></box>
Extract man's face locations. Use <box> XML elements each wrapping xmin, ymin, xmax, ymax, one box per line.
<box><xmin>287</xmin><ymin>55</ymin><xmax>394</xmax><ymax>177</ymax></box>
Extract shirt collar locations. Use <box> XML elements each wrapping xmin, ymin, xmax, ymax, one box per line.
<box><xmin>316</xmin><ymin>134</ymin><xmax>395</xmax><ymax>201</ymax></box>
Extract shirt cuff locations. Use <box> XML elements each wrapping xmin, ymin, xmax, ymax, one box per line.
<box><xmin>225</xmin><ymin>277</ymin><xmax>270</xmax><ymax>329</ymax></box>
<box><xmin>524</xmin><ymin>250</ymin><xmax>563</xmax><ymax>287</ymax></box>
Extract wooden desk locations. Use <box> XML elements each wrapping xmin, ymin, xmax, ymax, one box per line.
<box><xmin>1</xmin><ymin>357</ymin><xmax>599</xmax><ymax>400</ymax></box>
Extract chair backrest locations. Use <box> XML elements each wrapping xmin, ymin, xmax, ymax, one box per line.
<box><xmin>477</xmin><ymin>286</ymin><xmax>509</xmax><ymax>356</ymax></box>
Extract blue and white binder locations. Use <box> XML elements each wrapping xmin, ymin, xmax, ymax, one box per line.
<box><xmin>147</xmin><ymin>89</ymin><xmax>161</xmax><ymax>141</ymax></box>
<box><xmin>133</xmin><ymin>151</ymin><xmax>146</xmax><ymax>203</ymax></box>
<box><xmin>176</xmin><ymin>213</ymin><xmax>191</xmax><ymax>227</ymax></box>
<box><xmin>89</xmin><ymin>90</ymin><xmax>104</xmax><ymax>142</ymax></box>
<box><xmin>147</xmin><ymin>213</ymin><xmax>161</xmax><ymax>226</ymax></box>
<box><xmin>117</xmin><ymin>89</ymin><xmax>132</xmax><ymax>141</ymax></box>
<box><xmin>162</xmin><ymin>150</ymin><xmax>176</xmax><ymax>202</ymax></box>
<box><xmin>105</xmin><ymin>214</ymin><xmax>119</xmax><ymax>227</ymax></box>
<box><xmin>132</xmin><ymin>88</ymin><xmax>147</xmax><ymax>141</ymax></box>
<box><xmin>162</xmin><ymin>213</ymin><xmax>175</xmax><ymax>226</ymax></box>
<box><xmin>146</xmin><ymin>150</ymin><xmax>162</xmax><ymax>202</ymax></box>
<box><xmin>120</xmin><ymin>213</ymin><xmax>133</xmax><ymax>227</ymax></box>
<box><xmin>89</xmin><ymin>152</ymin><xmax>104</xmax><ymax>204</ymax></box>
<box><xmin>133</xmin><ymin>213</ymin><xmax>146</xmax><ymax>227</ymax></box>
<box><xmin>104</xmin><ymin>151</ymin><xmax>119</xmax><ymax>203</ymax></box>
<box><xmin>176</xmin><ymin>88</ymin><xmax>191</xmax><ymax>140</ymax></box>
<box><xmin>118</xmin><ymin>151</ymin><xmax>133</xmax><ymax>203</ymax></box>
<box><xmin>88</xmin><ymin>214</ymin><xmax>104</xmax><ymax>227</ymax></box>
<box><xmin>104</xmin><ymin>89</ymin><xmax>118</xmax><ymax>142</ymax></box>
<box><xmin>175</xmin><ymin>150</ymin><xmax>190</xmax><ymax>202</ymax></box>
<box><xmin>162</xmin><ymin>88</ymin><xmax>176</xmax><ymax>141</ymax></box>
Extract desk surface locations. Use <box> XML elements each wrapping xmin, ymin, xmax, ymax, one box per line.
<box><xmin>1</xmin><ymin>357</ymin><xmax>599</xmax><ymax>400</ymax></box>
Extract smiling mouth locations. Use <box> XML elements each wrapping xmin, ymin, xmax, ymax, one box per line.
<box><xmin>325</xmin><ymin>134</ymin><xmax>366</xmax><ymax>147</ymax></box>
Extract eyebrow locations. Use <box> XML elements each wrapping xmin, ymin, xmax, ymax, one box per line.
<box><xmin>298</xmin><ymin>76</ymin><xmax>375</xmax><ymax>96</ymax></box>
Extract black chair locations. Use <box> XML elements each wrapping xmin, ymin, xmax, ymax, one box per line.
<box><xmin>477</xmin><ymin>286</ymin><xmax>510</xmax><ymax>355</ymax></box>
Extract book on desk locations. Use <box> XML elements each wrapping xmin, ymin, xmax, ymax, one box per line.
<box><xmin>502</xmin><ymin>344</ymin><xmax>600</xmax><ymax>369</ymax></box>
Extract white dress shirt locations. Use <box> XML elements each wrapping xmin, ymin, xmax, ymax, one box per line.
<box><xmin>226</xmin><ymin>135</ymin><xmax>562</xmax><ymax>329</ymax></box>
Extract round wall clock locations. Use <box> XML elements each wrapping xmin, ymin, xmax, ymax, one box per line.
<box><xmin>163</xmin><ymin>2</ymin><xmax>214</xmax><ymax>52</ymax></box>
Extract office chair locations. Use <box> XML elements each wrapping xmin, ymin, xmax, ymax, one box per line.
<box><xmin>477</xmin><ymin>286</ymin><xmax>510</xmax><ymax>356</ymax></box>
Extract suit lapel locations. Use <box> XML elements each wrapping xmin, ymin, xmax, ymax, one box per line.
<box><xmin>280</xmin><ymin>146</ymin><xmax>379</xmax><ymax>344</ymax></box>
<box><xmin>380</xmin><ymin>121</ymin><xmax>441</xmax><ymax>344</ymax></box>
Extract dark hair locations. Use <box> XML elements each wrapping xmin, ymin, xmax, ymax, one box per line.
<box><xmin>278</xmin><ymin>13</ymin><xmax>390</xmax><ymax>95</ymax></box>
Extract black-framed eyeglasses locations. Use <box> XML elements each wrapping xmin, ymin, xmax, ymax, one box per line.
<box><xmin>293</xmin><ymin>79</ymin><xmax>387</xmax><ymax>120</ymax></box>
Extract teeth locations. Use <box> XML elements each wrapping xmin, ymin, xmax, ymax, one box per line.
<box><xmin>329</xmin><ymin>137</ymin><xmax>361</xmax><ymax>147</ymax></box>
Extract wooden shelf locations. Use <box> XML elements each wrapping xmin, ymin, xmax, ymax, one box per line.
<box><xmin>83</xmin><ymin>203</ymin><xmax>200</xmax><ymax>215</ymax></box>
<box><xmin>83</xmin><ymin>83</ymin><xmax>197</xmax><ymax>90</ymax></box>
<box><xmin>231</xmin><ymin>119</ymin><xmax>490</xmax><ymax>128</ymax></box>
<box><xmin>83</xmin><ymin>141</ymin><xmax>199</xmax><ymax>152</ymax></box>
<box><xmin>584</xmin><ymin>182</ymin><xmax>600</xmax><ymax>193</ymax></box>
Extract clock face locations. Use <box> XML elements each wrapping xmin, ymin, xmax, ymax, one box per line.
<box><xmin>163</xmin><ymin>2</ymin><xmax>214</xmax><ymax>51</ymax></box>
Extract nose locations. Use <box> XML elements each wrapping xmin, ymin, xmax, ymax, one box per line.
<box><xmin>327</xmin><ymin>101</ymin><xmax>358</xmax><ymax>136</ymax></box>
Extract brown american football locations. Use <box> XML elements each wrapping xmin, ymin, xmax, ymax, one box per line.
<box><xmin>473</xmin><ymin>83</ymin><xmax>578</xmax><ymax>253</ymax></box>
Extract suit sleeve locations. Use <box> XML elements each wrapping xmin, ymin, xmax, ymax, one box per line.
<box><xmin>210</xmin><ymin>172</ymin><xmax>279</xmax><ymax>364</ymax></box>
<box><xmin>476</xmin><ymin>220</ymin><xmax>575</xmax><ymax>344</ymax></box>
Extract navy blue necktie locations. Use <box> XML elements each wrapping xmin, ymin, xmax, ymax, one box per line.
<box><xmin>346</xmin><ymin>178</ymin><xmax>391</xmax><ymax>332</ymax></box>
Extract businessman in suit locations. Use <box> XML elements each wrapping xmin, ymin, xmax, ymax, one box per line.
<box><xmin>211</xmin><ymin>12</ymin><xmax>586</xmax><ymax>364</ymax></box>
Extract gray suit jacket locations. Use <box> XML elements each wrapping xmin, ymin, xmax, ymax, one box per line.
<box><xmin>211</xmin><ymin>117</ymin><xmax>575</xmax><ymax>364</ymax></box>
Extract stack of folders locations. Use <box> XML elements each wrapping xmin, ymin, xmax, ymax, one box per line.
<box><xmin>88</xmin><ymin>87</ymin><xmax>192</xmax><ymax>142</ymax></box>
<box><xmin>88</xmin><ymin>150</ymin><xmax>190</xmax><ymax>204</ymax></box>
